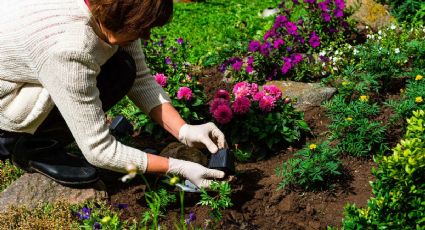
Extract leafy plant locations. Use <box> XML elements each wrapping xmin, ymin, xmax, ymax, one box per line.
<box><xmin>377</xmin><ymin>0</ymin><xmax>425</xmax><ymax>25</ymax></box>
<box><xmin>342</xmin><ymin>110</ymin><xmax>425</xmax><ymax>229</ymax></box>
<box><xmin>275</xmin><ymin>141</ymin><xmax>342</xmax><ymax>191</ymax></box>
<box><xmin>324</xmin><ymin>95</ymin><xmax>388</xmax><ymax>157</ymax></box>
<box><xmin>141</xmin><ymin>188</ymin><xmax>177</xmax><ymax>230</ymax></box>
<box><xmin>208</xmin><ymin>82</ymin><xmax>309</xmax><ymax>161</ymax></box>
<box><xmin>0</xmin><ymin>159</ymin><xmax>24</xmax><ymax>192</ymax></box>
<box><xmin>198</xmin><ymin>181</ymin><xmax>233</xmax><ymax>221</ymax></box>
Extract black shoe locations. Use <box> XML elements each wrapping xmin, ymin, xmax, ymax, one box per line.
<box><xmin>12</xmin><ymin>137</ymin><xmax>99</xmax><ymax>186</ymax></box>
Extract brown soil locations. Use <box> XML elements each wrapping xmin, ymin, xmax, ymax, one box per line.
<box><xmin>104</xmin><ymin>107</ymin><xmax>377</xmax><ymax>230</ymax></box>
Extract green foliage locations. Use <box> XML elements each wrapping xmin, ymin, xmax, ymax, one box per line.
<box><xmin>198</xmin><ymin>181</ymin><xmax>233</xmax><ymax>221</ymax></box>
<box><xmin>378</xmin><ymin>0</ymin><xmax>425</xmax><ymax>25</ymax></box>
<box><xmin>152</xmin><ymin>0</ymin><xmax>278</xmax><ymax>66</ymax></box>
<box><xmin>324</xmin><ymin>95</ymin><xmax>388</xmax><ymax>157</ymax></box>
<box><xmin>141</xmin><ymin>188</ymin><xmax>177</xmax><ymax>230</ymax></box>
<box><xmin>275</xmin><ymin>141</ymin><xmax>342</xmax><ymax>191</ymax></box>
<box><xmin>0</xmin><ymin>159</ymin><xmax>24</xmax><ymax>192</ymax></box>
<box><xmin>385</xmin><ymin>73</ymin><xmax>425</xmax><ymax>122</ymax></box>
<box><xmin>342</xmin><ymin>110</ymin><xmax>425</xmax><ymax>229</ymax></box>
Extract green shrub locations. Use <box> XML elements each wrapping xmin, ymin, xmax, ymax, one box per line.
<box><xmin>0</xmin><ymin>159</ymin><xmax>24</xmax><ymax>192</ymax></box>
<box><xmin>275</xmin><ymin>141</ymin><xmax>342</xmax><ymax>191</ymax></box>
<box><xmin>324</xmin><ymin>95</ymin><xmax>388</xmax><ymax>157</ymax></box>
<box><xmin>377</xmin><ymin>0</ymin><xmax>425</xmax><ymax>25</ymax></box>
<box><xmin>342</xmin><ymin>110</ymin><xmax>425</xmax><ymax>229</ymax></box>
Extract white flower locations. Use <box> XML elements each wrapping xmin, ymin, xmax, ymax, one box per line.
<box><xmin>321</xmin><ymin>71</ymin><xmax>327</xmax><ymax>75</ymax></box>
<box><xmin>335</xmin><ymin>50</ymin><xmax>339</xmax><ymax>55</ymax></box>
<box><xmin>394</xmin><ymin>48</ymin><xmax>400</xmax><ymax>54</ymax></box>
<box><xmin>365</xmin><ymin>26</ymin><xmax>369</xmax><ymax>29</ymax></box>
<box><xmin>353</xmin><ymin>49</ymin><xmax>359</xmax><ymax>55</ymax></box>
<box><xmin>319</xmin><ymin>50</ymin><xmax>326</xmax><ymax>56</ymax></box>
<box><xmin>366</xmin><ymin>34</ymin><xmax>371</xmax><ymax>39</ymax></box>
<box><xmin>332</xmin><ymin>66</ymin><xmax>338</xmax><ymax>71</ymax></box>
<box><xmin>378</xmin><ymin>36</ymin><xmax>382</xmax><ymax>40</ymax></box>
<box><xmin>390</xmin><ymin>24</ymin><xmax>396</xmax><ymax>30</ymax></box>
<box><xmin>332</xmin><ymin>57</ymin><xmax>338</xmax><ymax>62</ymax></box>
<box><xmin>378</xmin><ymin>30</ymin><xmax>382</xmax><ymax>35</ymax></box>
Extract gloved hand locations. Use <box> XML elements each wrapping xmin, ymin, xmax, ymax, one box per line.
<box><xmin>178</xmin><ymin>122</ymin><xmax>227</xmax><ymax>154</ymax></box>
<box><xmin>167</xmin><ymin>157</ymin><xmax>225</xmax><ymax>188</ymax></box>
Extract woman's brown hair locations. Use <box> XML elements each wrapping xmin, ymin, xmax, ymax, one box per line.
<box><xmin>90</xmin><ymin>0</ymin><xmax>173</xmax><ymax>38</ymax></box>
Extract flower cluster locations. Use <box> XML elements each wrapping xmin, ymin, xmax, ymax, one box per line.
<box><xmin>209</xmin><ymin>82</ymin><xmax>285</xmax><ymax>124</ymax></box>
<box><xmin>221</xmin><ymin>0</ymin><xmax>355</xmax><ymax>82</ymax></box>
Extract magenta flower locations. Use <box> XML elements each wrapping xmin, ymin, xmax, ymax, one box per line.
<box><xmin>259</xmin><ymin>95</ymin><xmax>276</xmax><ymax>112</ymax></box>
<box><xmin>263</xmin><ymin>85</ymin><xmax>282</xmax><ymax>100</ymax></box>
<box><xmin>253</xmin><ymin>91</ymin><xmax>265</xmax><ymax>101</ymax></box>
<box><xmin>246</xmin><ymin>56</ymin><xmax>254</xmax><ymax>74</ymax></box>
<box><xmin>273</xmin><ymin>39</ymin><xmax>285</xmax><ymax>49</ymax></box>
<box><xmin>232</xmin><ymin>60</ymin><xmax>243</xmax><ymax>71</ymax></box>
<box><xmin>232</xmin><ymin>97</ymin><xmax>251</xmax><ymax>114</ymax></box>
<box><xmin>322</xmin><ymin>12</ymin><xmax>331</xmax><ymax>22</ymax></box>
<box><xmin>260</xmin><ymin>42</ymin><xmax>271</xmax><ymax>56</ymax></box>
<box><xmin>309</xmin><ymin>31</ymin><xmax>321</xmax><ymax>49</ymax></box>
<box><xmin>214</xmin><ymin>89</ymin><xmax>230</xmax><ymax>101</ymax></box>
<box><xmin>281</xmin><ymin>57</ymin><xmax>292</xmax><ymax>74</ymax></box>
<box><xmin>291</xmin><ymin>53</ymin><xmax>303</xmax><ymax>65</ymax></box>
<box><xmin>177</xmin><ymin>38</ymin><xmax>184</xmax><ymax>45</ymax></box>
<box><xmin>248</xmin><ymin>40</ymin><xmax>261</xmax><ymax>52</ymax></box>
<box><xmin>154</xmin><ymin>73</ymin><xmax>167</xmax><ymax>87</ymax></box>
<box><xmin>209</xmin><ymin>98</ymin><xmax>230</xmax><ymax>114</ymax></box>
<box><xmin>212</xmin><ymin>105</ymin><xmax>233</xmax><ymax>124</ymax></box>
<box><xmin>334</xmin><ymin>8</ymin><xmax>344</xmax><ymax>18</ymax></box>
<box><xmin>246</xmin><ymin>65</ymin><xmax>253</xmax><ymax>74</ymax></box>
<box><xmin>335</xmin><ymin>0</ymin><xmax>345</xmax><ymax>9</ymax></box>
<box><xmin>285</xmin><ymin>22</ymin><xmax>298</xmax><ymax>36</ymax></box>
<box><xmin>318</xmin><ymin>2</ymin><xmax>328</xmax><ymax>11</ymax></box>
<box><xmin>233</xmin><ymin>81</ymin><xmax>252</xmax><ymax>99</ymax></box>
<box><xmin>177</xmin><ymin>87</ymin><xmax>192</xmax><ymax>101</ymax></box>
<box><xmin>250</xmin><ymin>83</ymin><xmax>259</xmax><ymax>95</ymax></box>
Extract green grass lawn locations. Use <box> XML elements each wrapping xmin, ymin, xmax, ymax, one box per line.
<box><xmin>151</xmin><ymin>0</ymin><xmax>279</xmax><ymax>66</ymax></box>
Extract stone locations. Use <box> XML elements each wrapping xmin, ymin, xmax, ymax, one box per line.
<box><xmin>266</xmin><ymin>80</ymin><xmax>337</xmax><ymax>112</ymax></box>
<box><xmin>347</xmin><ymin>0</ymin><xmax>395</xmax><ymax>31</ymax></box>
<box><xmin>160</xmin><ymin>142</ymin><xmax>208</xmax><ymax>166</ymax></box>
<box><xmin>0</xmin><ymin>173</ymin><xmax>107</xmax><ymax>212</ymax></box>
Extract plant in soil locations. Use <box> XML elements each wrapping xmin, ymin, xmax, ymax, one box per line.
<box><xmin>0</xmin><ymin>159</ymin><xmax>24</xmax><ymax>192</ymax></box>
<box><xmin>275</xmin><ymin>141</ymin><xmax>342</xmax><ymax>191</ymax></box>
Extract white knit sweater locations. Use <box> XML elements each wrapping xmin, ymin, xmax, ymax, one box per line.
<box><xmin>0</xmin><ymin>0</ymin><xmax>171</xmax><ymax>173</ymax></box>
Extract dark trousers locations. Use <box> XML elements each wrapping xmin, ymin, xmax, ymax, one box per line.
<box><xmin>0</xmin><ymin>50</ymin><xmax>136</xmax><ymax>157</ymax></box>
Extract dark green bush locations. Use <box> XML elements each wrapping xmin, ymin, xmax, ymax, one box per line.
<box><xmin>342</xmin><ymin>110</ymin><xmax>425</xmax><ymax>229</ymax></box>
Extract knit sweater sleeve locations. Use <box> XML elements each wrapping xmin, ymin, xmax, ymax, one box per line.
<box><xmin>38</xmin><ymin>47</ymin><xmax>148</xmax><ymax>174</ymax></box>
<box><xmin>121</xmin><ymin>40</ymin><xmax>171</xmax><ymax>114</ymax></box>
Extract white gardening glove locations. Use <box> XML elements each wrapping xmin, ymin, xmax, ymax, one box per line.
<box><xmin>167</xmin><ymin>158</ymin><xmax>225</xmax><ymax>188</ymax></box>
<box><xmin>178</xmin><ymin>122</ymin><xmax>227</xmax><ymax>154</ymax></box>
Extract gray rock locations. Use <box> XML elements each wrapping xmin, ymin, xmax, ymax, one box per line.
<box><xmin>347</xmin><ymin>0</ymin><xmax>395</xmax><ymax>31</ymax></box>
<box><xmin>0</xmin><ymin>173</ymin><xmax>107</xmax><ymax>212</ymax></box>
<box><xmin>261</xmin><ymin>8</ymin><xmax>279</xmax><ymax>18</ymax></box>
<box><xmin>266</xmin><ymin>80</ymin><xmax>336</xmax><ymax>112</ymax></box>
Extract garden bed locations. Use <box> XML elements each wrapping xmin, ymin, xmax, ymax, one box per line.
<box><xmin>103</xmin><ymin>107</ymin><xmax>376</xmax><ymax>229</ymax></box>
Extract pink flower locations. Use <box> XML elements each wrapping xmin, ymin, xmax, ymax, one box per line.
<box><xmin>253</xmin><ymin>91</ymin><xmax>265</xmax><ymax>101</ymax></box>
<box><xmin>154</xmin><ymin>73</ymin><xmax>167</xmax><ymax>87</ymax></box>
<box><xmin>250</xmin><ymin>83</ymin><xmax>259</xmax><ymax>95</ymax></box>
<box><xmin>214</xmin><ymin>89</ymin><xmax>230</xmax><ymax>101</ymax></box>
<box><xmin>232</xmin><ymin>97</ymin><xmax>251</xmax><ymax>114</ymax></box>
<box><xmin>258</xmin><ymin>95</ymin><xmax>276</xmax><ymax>112</ymax></box>
<box><xmin>209</xmin><ymin>98</ymin><xmax>230</xmax><ymax>114</ymax></box>
<box><xmin>263</xmin><ymin>85</ymin><xmax>282</xmax><ymax>100</ymax></box>
<box><xmin>212</xmin><ymin>105</ymin><xmax>233</xmax><ymax>124</ymax></box>
<box><xmin>177</xmin><ymin>87</ymin><xmax>192</xmax><ymax>101</ymax></box>
<box><xmin>233</xmin><ymin>81</ymin><xmax>252</xmax><ymax>99</ymax></box>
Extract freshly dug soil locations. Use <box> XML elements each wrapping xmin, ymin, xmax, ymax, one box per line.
<box><xmin>104</xmin><ymin>107</ymin><xmax>377</xmax><ymax>230</ymax></box>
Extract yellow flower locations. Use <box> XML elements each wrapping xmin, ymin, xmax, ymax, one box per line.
<box><xmin>415</xmin><ymin>75</ymin><xmax>423</xmax><ymax>81</ymax></box>
<box><xmin>341</xmin><ymin>81</ymin><xmax>349</xmax><ymax>86</ymax></box>
<box><xmin>400</xmin><ymin>88</ymin><xmax>405</xmax><ymax>94</ymax></box>
<box><xmin>101</xmin><ymin>216</ymin><xmax>111</xmax><ymax>224</ymax></box>
<box><xmin>309</xmin><ymin>144</ymin><xmax>317</xmax><ymax>150</ymax></box>
<box><xmin>346</xmin><ymin>117</ymin><xmax>353</xmax><ymax>121</ymax></box>
<box><xmin>360</xmin><ymin>95</ymin><xmax>369</xmax><ymax>102</ymax></box>
<box><xmin>415</xmin><ymin>96</ymin><xmax>423</xmax><ymax>103</ymax></box>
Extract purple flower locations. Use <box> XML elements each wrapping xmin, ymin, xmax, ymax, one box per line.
<box><xmin>260</xmin><ymin>42</ymin><xmax>271</xmax><ymax>56</ymax></box>
<box><xmin>177</xmin><ymin>87</ymin><xmax>192</xmax><ymax>101</ymax></box>
<box><xmin>185</xmin><ymin>211</ymin><xmax>197</xmax><ymax>225</ymax></box>
<box><xmin>75</xmin><ymin>207</ymin><xmax>92</xmax><ymax>220</ymax></box>
<box><xmin>212</xmin><ymin>105</ymin><xmax>233</xmax><ymax>124</ymax></box>
<box><xmin>285</xmin><ymin>22</ymin><xmax>298</xmax><ymax>36</ymax></box>
<box><xmin>322</xmin><ymin>12</ymin><xmax>331</xmax><ymax>22</ymax></box>
<box><xmin>263</xmin><ymin>30</ymin><xmax>275</xmax><ymax>41</ymax></box>
<box><xmin>246</xmin><ymin>65</ymin><xmax>253</xmax><ymax>74</ymax></box>
<box><xmin>304</xmin><ymin>0</ymin><xmax>316</xmax><ymax>4</ymax></box>
<box><xmin>291</xmin><ymin>53</ymin><xmax>303</xmax><ymax>65</ymax></box>
<box><xmin>116</xmin><ymin>203</ymin><xmax>129</xmax><ymax>210</ymax></box>
<box><xmin>319</xmin><ymin>55</ymin><xmax>330</xmax><ymax>62</ymax></box>
<box><xmin>248</xmin><ymin>40</ymin><xmax>261</xmax><ymax>52</ymax></box>
<box><xmin>232</xmin><ymin>97</ymin><xmax>251</xmax><ymax>114</ymax></box>
<box><xmin>176</xmin><ymin>38</ymin><xmax>184</xmax><ymax>45</ymax></box>
<box><xmin>334</xmin><ymin>8</ymin><xmax>344</xmax><ymax>18</ymax></box>
<box><xmin>318</xmin><ymin>2</ymin><xmax>328</xmax><ymax>11</ymax></box>
<box><xmin>165</xmin><ymin>56</ymin><xmax>172</xmax><ymax>65</ymax></box>
<box><xmin>281</xmin><ymin>57</ymin><xmax>292</xmax><ymax>74</ymax></box>
<box><xmin>218</xmin><ymin>62</ymin><xmax>228</xmax><ymax>72</ymax></box>
<box><xmin>292</xmin><ymin>0</ymin><xmax>300</xmax><ymax>4</ymax></box>
<box><xmin>309</xmin><ymin>31</ymin><xmax>321</xmax><ymax>49</ymax></box>
<box><xmin>209</xmin><ymin>98</ymin><xmax>230</xmax><ymax>114</ymax></box>
<box><xmin>214</xmin><ymin>89</ymin><xmax>230</xmax><ymax>101</ymax></box>
<box><xmin>232</xmin><ymin>60</ymin><xmax>243</xmax><ymax>71</ymax></box>
<box><xmin>154</xmin><ymin>73</ymin><xmax>167</xmax><ymax>87</ymax></box>
<box><xmin>335</xmin><ymin>0</ymin><xmax>345</xmax><ymax>9</ymax></box>
<box><xmin>93</xmin><ymin>222</ymin><xmax>101</xmax><ymax>230</ymax></box>
<box><xmin>273</xmin><ymin>39</ymin><xmax>285</xmax><ymax>49</ymax></box>
<box><xmin>274</xmin><ymin>15</ymin><xmax>288</xmax><ymax>29</ymax></box>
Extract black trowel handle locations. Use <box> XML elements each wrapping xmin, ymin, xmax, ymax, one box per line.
<box><xmin>207</xmin><ymin>148</ymin><xmax>235</xmax><ymax>175</ymax></box>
